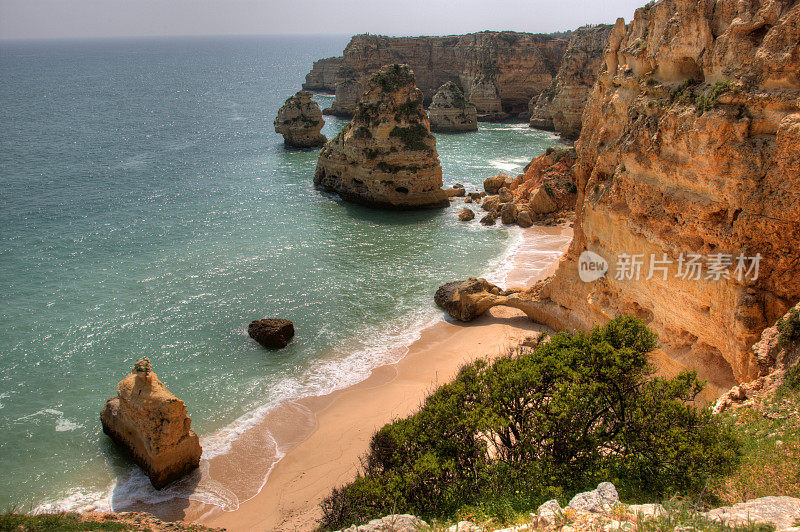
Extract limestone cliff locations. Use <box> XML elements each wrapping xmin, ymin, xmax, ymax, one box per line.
<box><xmin>274</xmin><ymin>91</ymin><xmax>326</xmax><ymax>148</ymax></box>
<box><xmin>323</xmin><ymin>78</ymin><xmax>365</xmax><ymax>118</ymax></box>
<box><xmin>529</xmin><ymin>24</ymin><xmax>615</xmax><ymax>139</ymax></box>
<box><xmin>100</xmin><ymin>358</ymin><xmax>202</xmax><ymax>489</ymax></box>
<box><xmin>305</xmin><ymin>32</ymin><xmax>568</xmax><ymax>119</ymax></box>
<box><xmin>314</xmin><ymin>64</ymin><xmax>449</xmax><ymax>209</ymax></box>
<box><xmin>440</xmin><ymin>0</ymin><xmax>800</xmax><ymax>393</ymax></box>
<box><xmin>303</xmin><ymin>57</ymin><xmax>343</xmax><ymax>92</ymax></box>
<box><xmin>428</xmin><ymin>82</ymin><xmax>478</xmax><ymax>132</ymax></box>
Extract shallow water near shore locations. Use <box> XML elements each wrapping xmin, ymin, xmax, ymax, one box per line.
<box><xmin>0</xmin><ymin>35</ymin><xmax>564</xmax><ymax>511</ymax></box>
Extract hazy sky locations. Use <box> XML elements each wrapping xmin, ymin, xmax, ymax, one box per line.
<box><xmin>0</xmin><ymin>0</ymin><xmax>645</xmax><ymax>41</ymax></box>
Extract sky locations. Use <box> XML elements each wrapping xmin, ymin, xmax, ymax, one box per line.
<box><xmin>0</xmin><ymin>0</ymin><xmax>646</xmax><ymax>41</ymax></box>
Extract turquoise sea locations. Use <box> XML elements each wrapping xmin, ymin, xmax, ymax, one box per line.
<box><xmin>0</xmin><ymin>35</ymin><xmax>562</xmax><ymax>511</ymax></box>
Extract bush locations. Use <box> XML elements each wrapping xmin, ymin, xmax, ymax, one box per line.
<box><xmin>371</xmin><ymin>64</ymin><xmax>415</xmax><ymax>93</ymax></box>
<box><xmin>389</xmin><ymin>124</ymin><xmax>431</xmax><ymax>151</ymax></box>
<box><xmin>319</xmin><ymin>317</ymin><xmax>740</xmax><ymax>529</ymax></box>
<box><xmin>777</xmin><ymin>308</ymin><xmax>800</xmax><ymax>345</ymax></box>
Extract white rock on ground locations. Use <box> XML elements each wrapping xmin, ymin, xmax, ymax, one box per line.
<box><xmin>567</xmin><ymin>482</ymin><xmax>620</xmax><ymax>513</ymax></box>
<box><xmin>705</xmin><ymin>496</ymin><xmax>800</xmax><ymax>531</ymax></box>
<box><xmin>336</xmin><ymin>514</ymin><xmax>428</xmax><ymax>532</ymax></box>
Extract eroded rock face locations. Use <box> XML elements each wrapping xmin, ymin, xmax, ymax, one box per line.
<box><xmin>315</xmin><ymin>64</ymin><xmax>449</xmax><ymax>209</ymax></box>
<box><xmin>509</xmin><ymin>0</ymin><xmax>800</xmax><ymax>389</ymax></box>
<box><xmin>249</xmin><ymin>318</ymin><xmax>295</xmax><ymax>348</ymax></box>
<box><xmin>529</xmin><ymin>24</ymin><xmax>615</xmax><ymax>139</ymax></box>
<box><xmin>303</xmin><ymin>57</ymin><xmax>343</xmax><ymax>92</ymax></box>
<box><xmin>273</xmin><ymin>91</ymin><xmax>327</xmax><ymax>148</ymax></box>
<box><xmin>100</xmin><ymin>358</ymin><xmax>202</xmax><ymax>489</ymax></box>
<box><xmin>305</xmin><ymin>32</ymin><xmax>568</xmax><ymax>119</ymax></box>
<box><xmin>323</xmin><ymin>79</ymin><xmax>365</xmax><ymax>118</ymax></box>
<box><xmin>428</xmin><ymin>82</ymin><xmax>478</xmax><ymax>132</ymax></box>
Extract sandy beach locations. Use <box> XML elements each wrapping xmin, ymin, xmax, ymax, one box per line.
<box><xmin>167</xmin><ymin>225</ymin><xmax>572</xmax><ymax>531</ymax></box>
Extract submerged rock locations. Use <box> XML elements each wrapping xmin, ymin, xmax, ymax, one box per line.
<box><xmin>100</xmin><ymin>358</ymin><xmax>202</xmax><ymax>489</ymax></box>
<box><xmin>458</xmin><ymin>208</ymin><xmax>475</xmax><ymax>221</ymax></box>
<box><xmin>274</xmin><ymin>91</ymin><xmax>327</xmax><ymax>148</ymax></box>
<box><xmin>315</xmin><ymin>64</ymin><xmax>449</xmax><ymax>209</ymax></box>
<box><xmin>428</xmin><ymin>82</ymin><xmax>478</xmax><ymax>132</ymax></box>
<box><xmin>249</xmin><ymin>318</ymin><xmax>295</xmax><ymax>348</ymax></box>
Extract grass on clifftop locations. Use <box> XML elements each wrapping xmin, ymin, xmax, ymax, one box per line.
<box><xmin>711</xmin><ymin>369</ymin><xmax>800</xmax><ymax>505</ymax></box>
<box><xmin>0</xmin><ymin>511</ymin><xmax>132</xmax><ymax>531</ymax></box>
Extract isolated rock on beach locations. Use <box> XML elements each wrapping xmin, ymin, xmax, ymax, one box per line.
<box><xmin>249</xmin><ymin>318</ymin><xmax>295</xmax><ymax>348</ymax></box>
<box><xmin>100</xmin><ymin>358</ymin><xmax>202</xmax><ymax>489</ymax></box>
<box><xmin>315</xmin><ymin>64</ymin><xmax>449</xmax><ymax>209</ymax></box>
<box><xmin>428</xmin><ymin>82</ymin><xmax>478</xmax><ymax>132</ymax></box>
<box><xmin>273</xmin><ymin>91</ymin><xmax>327</xmax><ymax>148</ymax></box>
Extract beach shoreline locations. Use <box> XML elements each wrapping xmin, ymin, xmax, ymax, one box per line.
<box><xmin>174</xmin><ymin>224</ymin><xmax>573</xmax><ymax>531</ymax></box>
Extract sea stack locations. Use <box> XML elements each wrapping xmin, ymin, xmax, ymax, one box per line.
<box><xmin>314</xmin><ymin>64</ymin><xmax>449</xmax><ymax>209</ymax></box>
<box><xmin>100</xmin><ymin>357</ymin><xmax>202</xmax><ymax>489</ymax></box>
<box><xmin>274</xmin><ymin>91</ymin><xmax>327</xmax><ymax>148</ymax></box>
<box><xmin>428</xmin><ymin>82</ymin><xmax>478</xmax><ymax>132</ymax></box>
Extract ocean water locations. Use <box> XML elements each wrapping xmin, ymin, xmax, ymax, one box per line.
<box><xmin>0</xmin><ymin>35</ymin><xmax>562</xmax><ymax>511</ymax></box>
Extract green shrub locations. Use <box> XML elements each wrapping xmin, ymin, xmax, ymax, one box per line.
<box><xmin>389</xmin><ymin>124</ymin><xmax>431</xmax><ymax>151</ymax></box>
<box><xmin>371</xmin><ymin>64</ymin><xmax>415</xmax><ymax>93</ymax></box>
<box><xmin>777</xmin><ymin>308</ymin><xmax>800</xmax><ymax>345</ymax></box>
<box><xmin>0</xmin><ymin>511</ymin><xmax>132</xmax><ymax>531</ymax></box>
<box><xmin>319</xmin><ymin>317</ymin><xmax>740</xmax><ymax>529</ymax></box>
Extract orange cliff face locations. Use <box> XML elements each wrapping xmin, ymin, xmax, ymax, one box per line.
<box><xmin>304</xmin><ymin>32</ymin><xmax>568</xmax><ymax>119</ymax></box>
<box><xmin>536</xmin><ymin>0</ymin><xmax>800</xmax><ymax>389</ymax></box>
<box><xmin>436</xmin><ymin>0</ymin><xmax>799</xmax><ymax>394</ymax></box>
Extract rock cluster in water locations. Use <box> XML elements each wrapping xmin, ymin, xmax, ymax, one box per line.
<box><xmin>428</xmin><ymin>82</ymin><xmax>478</xmax><ymax>132</ymax></box>
<box><xmin>452</xmin><ymin>147</ymin><xmax>578</xmax><ymax>228</ymax></box>
<box><xmin>314</xmin><ymin>64</ymin><xmax>449</xmax><ymax>209</ymax></box>
<box><xmin>100</xmin><ymin>357</ymin><xmax>202</xmax><ymax>489</ymax></box>
<box><xmin>274</xmin><ymin>91</ymin><xmax>327</xmax><ymax>148</ymax></box>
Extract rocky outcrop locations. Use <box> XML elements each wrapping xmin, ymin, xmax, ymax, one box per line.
<box><xmin>314</xmin><ymin>64</ymin><xmax>449</xmax><ymax>209</ymax></box>
<box><xmin>249</xmin><ymin>318</ymin><xmax>295</xmax><ymax>348</ymax></box>
<box><xmin>323</xmin><ymin>78</ymin><xmax>365</xmax><ymax>118</ymax></box>
<box><xmin>469</xmin><ymin>148</ymin><xmax>578</xmax><ymax>228</ymax></box>
<box><xmin>303</xmin><ymin>57</ymin><xmax>344</xmax><ymax>92</ymax></box>
<box><xmin>100</xmin><ymin>358</ymin><xmax>202</xmax><ymax>489</ymax></box>
<box><xmin>332</xmin><ymin>514</ymin><xmax>428</xmax><ymax>532</ymax></box>
<box><xmin>529</xmin><ymin>24</ymin><xmax>615</xmax><ymax>139</ymax></box>
<box><xmin>305</xmin><ymin>32</ymin><xmax>568</xmax><ymax>119</ymax></box>
<box><xmin>428</xmin><ymin>82</ymin><xmax>478</xmax><ymax>132</ymax></box>
<box><xmin>273</xmin><ymin>91</ymin><xmax>326</xmax><ymax>148</ymax></box>
<box><xmin>456</xmin><ymin>0</ymin><xmax>800</xmax><ymax>392</ymax></box>
<box><xmin>715</xmin><ymin>302</ymin><xmax>800</xmax><ymax>412</ymax></box>
<box><xmin>707</xmin><ymin>497</ymin><xmax>800</xmax><ymax>531</ymax></box>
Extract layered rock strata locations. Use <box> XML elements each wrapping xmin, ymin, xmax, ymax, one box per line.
<box><xmin>428</xmin><ymin>82</ymin><xmax>478</xmax><ymax>132</ymax></box>
<box><xmin>529</xmin><ymin>24</ymin><xmax>615</xmax><ymax>139</ymax></box>
<box><xmin>273</xmin><ymin>91</ymin><xmax>326</xmax><ymax>148</ymax></box>
<box><xmin>305</xmin><ymin>32</ymin><xmax>568</xmax><ymax>119</ymax></box>
<box><xmin>439</xmin><ymin>0</ymin><xmax>800</xmax><ymax>392</ymax></box>
<box><xmin>100</xmin><ymin>358</ymin><xmax>202</xmax><ymax>489</ymax></box>
<box><xmin>314</xmin><ymin>64</ymin><xmax>449</xmax><ymax>209</ymax></box>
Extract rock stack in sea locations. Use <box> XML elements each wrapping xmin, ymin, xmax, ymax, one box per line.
<box><xmin>100</xmin><ymin>357</ymin><xmax>202</xmax><ymax>489</ymax></box>
<box><xmin>314</xmin><ymin>64</ymin><xmax>449</xmax><ymax>209</ymax></box>
<box><xmin>428</xmin><ymin>82</ymin><xmax>478</xmax><ymax>132</ymax></box>
<box><xmin>273</xmin><ymin>91</ymin><xmax>327</xmax><ymax>148</ymax></box>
